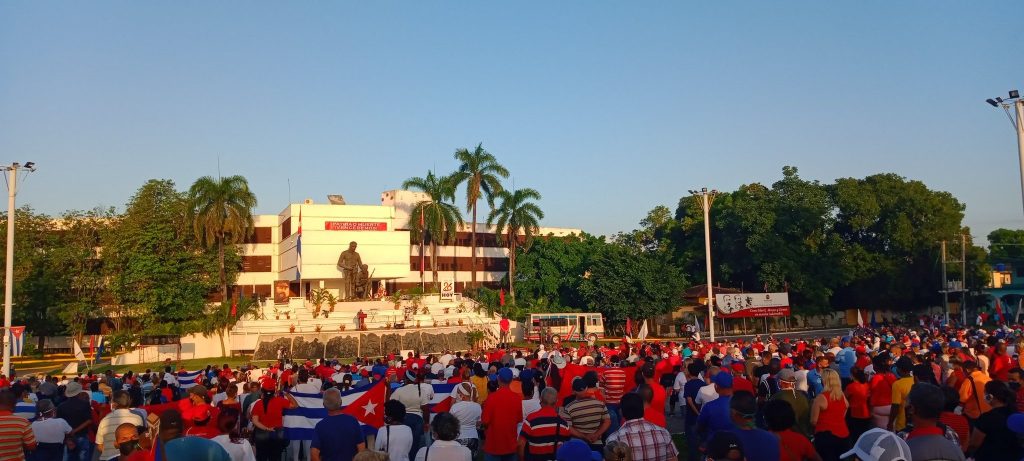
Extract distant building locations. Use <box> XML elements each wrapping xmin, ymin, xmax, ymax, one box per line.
<box><xmin>231</xmin><ymin>190</ymin><xmax>580</xmax><ymax>302</ymax></box>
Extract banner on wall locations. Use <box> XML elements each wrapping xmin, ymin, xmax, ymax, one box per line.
<box><xmin>440</xmin><ymin>278</ymin><xmax>455</xmax><ymax>302</ymax></box>
<box><xmin>714</xmin><ymin>292</ymin><xmax>791</xmax><ymax>318</ymax></box>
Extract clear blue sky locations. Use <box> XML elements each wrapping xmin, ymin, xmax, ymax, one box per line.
<box><xmin>2</xmin><ymin>2</ymin><xmax>1022</xmax><ymax>239</ymax></box>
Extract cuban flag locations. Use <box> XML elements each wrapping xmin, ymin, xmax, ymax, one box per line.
<box><xmin>295</xmin><ymin>207</ymin><xmax>302</xmax><ymax>281</ymax></box>
<box><xmin>9</xmin><ymin>326</ymin><xmax>24</xmax><ymax>357</ymax></box>
<box><xmin>177</xmin><ymin>370</ymin><xmax>203</xmax><ymax>389</ymax></box>
<box><xmin>388</xmin><ymin>382</ymin><xmax>458</xmax><ymax>413</ymax></box>
<box><xmin>283</xmin><ymin>379</ymin><xmax>388</xmax><ymax>440</ymax></box>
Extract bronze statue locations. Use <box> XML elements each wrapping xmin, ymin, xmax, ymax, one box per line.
<box><xmin>354</xmin><ymin>264</ymin><xmax>370</xmax><ymax>299</ymax></box>
<box><xmin>337</xmin><ymin>241</ymin><xmax>363</xmax><ymax>300</ymax></box>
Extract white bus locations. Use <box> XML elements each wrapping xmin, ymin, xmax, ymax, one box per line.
<box><xmin>527</xmin><ymin>312</ymin><xmax>605</xmax><ymax>343</ymax></box>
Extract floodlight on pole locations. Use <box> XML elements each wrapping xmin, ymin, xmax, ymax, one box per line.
<box><xmin>985</xmin><ymin>90</ymin><xmax>1024</xmax><ymax>214</ymax></box>
<box><xmin>2</xmin><ymin>162</ymin><xmax>35</xmax><ymax>379</ymax></box>
<box><xmin>691</xmin><ymin>187</ymin><xmax>719</xmax><ymax>341</ymax></box>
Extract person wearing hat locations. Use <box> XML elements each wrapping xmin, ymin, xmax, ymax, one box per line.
<box><xmin>560</xmin><ymin>377</ymin><xmax>610</xmax><ymax>451</ymax></box>
<box><xmin>697</xmin><ymin>371</ymin><xmax>735</xmax><ymax>447</ymax></box>
<box><xmin>705</xmin><ymin>431</ymin><xmax>744</xmax><ymax>461</ymax></box>
<box><xmin>448</xmin><ymin>382</ymin><xmax>482</xmax><ymax>456</ymax></box>
<box><xmin>57</xmin><ymin>380</ymin><xmax>97</xmax><ymax>461</ymax></box>
<box><xmin>768</xmin><ymin>367</ymin><xmax>812</xmax><ymax>437</ymax></box>
<box><xmin>390</xmin><ymin>368</ymin><xmax>435</xmax><ymax>461</ymax></box>
<box><xmin>251</xmin><ymin>378</ymin><xmax>294</xmax><ymax>461</ymax></box>
<box><xmin>96</xmin><ymin>390</ymin><xmax>144</xmax><ymax>460</ymax></box>
<box><xmin>841</xmin><ymin>428</ymin><xmax>912</xmax><ymax>461</ymax></box>
<box><xmin>480</xmin><ymin>367</ymin><xmax>522</xmax><ymax>461</ymax></box>
<box><xmin>554</xmin><ymin>438</ymin><xmax>601</xmax><ymax>461</ymax></box>
<box><xmin>726</xmin><ymin>391</ymin><xmax>779</xmax><ymax>461</ymax></box>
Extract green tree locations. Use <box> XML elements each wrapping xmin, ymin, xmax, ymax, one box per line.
<box><xmin>578</xmin><ymin>243</ymin><xmax>686</xmax><ymax>326</ymax></box>
<box><xmin>513</xmin><ymin>232</ymin><xmax>607</xmax><ymax>310</ymax></box>
<box><xmin>450</xmin><ymin>143</ymin><xmax>509</xmax><ymax>288</ymax></box>
<box><xmin>187</xmin><ymin>175</ymin><xmax>257</xmax><ymax>303</ymax></box>
<box><xmin>50</xmin><ymin>208</ymin><xmax>117</xmax><ymax>344</ymax></box>
<box><xmin>3</xmin><ymin>207</ymin><xmax>62</xmax><ymax>343</ymax></box>
<box><xmin>487</xmin><ymin>188</ymin><xmax>544</xmax><ymax>304</ymax></box>
<box><xmin>402</xmin><ymin>171</ymin><xmax>464</xmax><ymax>287</ymax></box>
<box><xmin>104</xmin><ymin>179</ymin><xmax>233</xmax><ymax>339</ymax></box>
<box><xmin>988</xmin><ymin>228</ymin><xmax>1024</xmax><ymax>261</ymax></box>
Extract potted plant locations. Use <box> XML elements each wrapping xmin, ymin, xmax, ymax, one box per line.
<box><xmin>339</xmin><ymin>324</ymin><xmax>347</xmax><ymax>332</ymax></box>
<box><xmin>458</xmin><ymin>318</ymin><xmax>464</xmax><ymax>326</ymax></box>
<box><xmin>289</xmin><ymin>324</ymin><xmax>296</xmax><ymax>333</ymax></box>
<box><xmin>273</xmin><ymin>306</ymin><xmax>281</xmax><ymax>320</ymax></box>
<box><xmin>315</xmin><ymin>324</ymin><xmax>322</xmax><ymax>333</ymax></box>
<box><xmin>327</xmin><ymin>292</ymin><xmax>338</xmax><ymax>312</ymax></box>
<box><xmin>456</xmin><ymin>303</ymin><xmax>466</xmax><ymax>314</ymax></box>
<box><xmin>443</xmin><ymin>307</ymin><xmax>450</xmax><ymax>314</ymax></box>
<box><xmin>433</xmin><ymin>320</ymin><xmax>438</xmax><ymax>327</ymax></box>
<box><xmin>385</xmin><ymin>322</ymin><xmax>392</xmax><ymax>329</ymax></box>
<box><xmin>445</xmin><ymin>319</ymin><xmax>450</xmax><ymax>326</ymax></box>
<box><xmin>285</xmin><ymin>310</ymin><xmax>291</xmax><ymax>320</ymax></box>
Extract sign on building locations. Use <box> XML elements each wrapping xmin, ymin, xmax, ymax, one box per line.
<box><xmin>714</xmin><ymin>292</ymin><xmax>791</xmax><ymax>318</ymax></box>
<box><xmin>324</xmin><ymin>221</ymin><xmax>388</xmax><ymax>231</ymax></box>
<box><xmin>440</xmin><ymin>278</ymin><xmax>455</xmax><ymax>302</ymax></box>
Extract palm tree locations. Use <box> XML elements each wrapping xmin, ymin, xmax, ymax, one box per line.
<box><xmin>450</xmin><ymin>144</ymin><xmax>509</xmax><ymax>288</ymax></box>
<box><xmin>187</xmin><ymin>175</ymin><xmax>258</xmax><ymax>304</ymax></box>
<box><xmin>486</xmin><ymin>188</ymin><xmax>544</xmax><ymax>304</ymax></box>
<box><xmin>402</xmin><ymin>171</ymin><xmax>464</xmax><ymax>287</ymax></box>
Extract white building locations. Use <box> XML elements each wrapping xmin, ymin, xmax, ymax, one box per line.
<box><xmin>231</xmin><ymin>190</ymin><xmax>581</xmax><ymax>303</ymax></box>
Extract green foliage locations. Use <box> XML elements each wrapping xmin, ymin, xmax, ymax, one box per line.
<box><xmin>578</xmin><ymin>243</ymin><xmax>687</xmax><ymax>325</ymax></box>
<box><xmin>403</xmin><ymin>171</ymin><xmax>465</xmax><ymax>286</ymax></box>
<box><xmin>513</xmin><ymin>233</ymin><xmax>605</xmax><ymax>310</ymax></box>
<box><xmin>187</xmin><ymin>175</ymin><xmax>257</xmax><ymax>302</ymax></box>
<box><xmin>487</xmin><ymin>188</ymin><xmax>544</xmax><ymax>302</ymax></box>
<box><xmin>450</xmin><ymin>143</ymin><xmax>509</xmax><ymax>287</ymax></box>
<box><xmin>104</xmin><ymin>179</ymin><xmax>235</xmax><ymax>336</ymax></box>
<box><xmin>988</xmin><ymin>228</ymin><xmax>1024</xmax><ymax>261</ymax></box>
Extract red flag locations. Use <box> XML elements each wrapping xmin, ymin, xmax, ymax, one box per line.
<box><xmin>89</xmin><ymin>336</ymin><xmax>96</xmax><ymax>357</ymax></box>
<box><xmin>230</xmin><ymin>302</ymin><xmax>238</xmax><ymax>318</ymax></box>
<box><xmin>996</xmin><ymin>300</ymin><xmax>1004</xmax><ymax>324</ymax></box>
<box><xmin>557</xmin><ymin>363</ymin><xmax>589</xmax><ymax>401</ymax></box>
<box><xmin>499</xmin><ymin>289</ymin><xmax>505</xmax><ymax>306</ymax></box>
<box><xmin>625</xmin><ymin>318</ymin><xmax>633</xmax><ymax>337</ymax></box>
<box><xmin>419</xmin><ymin>212</ymin><xmax>425</xmax><ymax>278</ymax></box>
<box><xmin>341</xmin><ymin>380</ymin><xmax>386</xmax><ymax>428</ymax></box>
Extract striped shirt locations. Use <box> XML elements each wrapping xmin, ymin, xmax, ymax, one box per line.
<box><xmin>0</xmin><ymin>411</ymin><xmax>36</xmax><ymax>461</ymax></box>
<box><xmin>559</xmin><ymin>397</ymin><xmax>609</xmax><ymax>444</ymax></box>
<box><xmin>95</xmin><ymin>409</ymin><xmax>143</xmax><ymax>460</ymax></box>
<box><xmin>518</xmin><ymin>407</ymin><xmax>571</xmax><ymax>461</ymax></box>
<box><xmin>602</xmin><ymin>368</ymin><xmax>626</xmax><ymax>405</ymax></box>
<box><xmin>607</xmin><ymin>418</ymin><xmax>678</xmax><ymax>461</ymax></box>
<box><xmin>13</xmin><ymin>402</ymin><xmax>35</xmax><ymax>422</ymax></box>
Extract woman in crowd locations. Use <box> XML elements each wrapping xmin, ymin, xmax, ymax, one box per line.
<box><xmin>602</xmin><ymin>440</ymin><xmax>632</xmax><ymax>461</ymax></box>
<box><xmin>211</xmin><ymin>409</ymin><xmax>256</xmax><ymax>461</ymax></box>
<box><xmin>216</xmin><ymin>383</ymin><xmax>242</xmax><ymax>413</ymax></box>
<box><xmin>375</xmin><ymin>400</ymin><xmax>414</xmax><ymax>461</ymax></box>
<box><xmin>414</xmin><ymin>412</ymin><xmax>472</xmax><ymax>461</ymax></box>
<box><xmin>810</xmin><ymin>369</ymin><xmax>849</xmax><ymax>461</ymax></box>
<box><xmin>250</xmin><ymin>381</ymin><xmax>291</xmax><ymax>461</ymax></box>
<box><xmin>843</xmin><ymin>367</ymin><xmax>871</xmax><ymax>444</ymax></box>
<box><xmin>447</xmin><ymin>382</ymin><xmax>482</xmax><ymax>456</ymax></box>
<box><xmin>967</xmin><ymin>380</ymin><xmax>1022</xmax><ymax>461</ymax></box>
<box><xmin>868</xmin><ymin>354</ymin><xmax>895</xmax><ymax>428</ymax></box>
<box><xmin>764</xmin><ymin>399</ymin><xmax>821</xmax><ymax>461</ymax></box>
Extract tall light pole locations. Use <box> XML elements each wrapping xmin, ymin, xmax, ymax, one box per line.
<box><xmin>2</xmin><ymin>162</ymin><xmax>35</xmax><ymax>379</ymax></box>
<box><xmin>986</xmin><ymin>90</ymin><xmax>1024</xmax><ymax>213</ymax></box>
<box><xmin>689</xmin><ymin>187</ymin><xmax>719</xmax><ymax>341</ymax></box>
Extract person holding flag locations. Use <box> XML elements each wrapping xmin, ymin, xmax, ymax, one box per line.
<box><xmin>310</xmin><ymin>388</ymin><xmax>366</xmax><ymax>461</ymax></box>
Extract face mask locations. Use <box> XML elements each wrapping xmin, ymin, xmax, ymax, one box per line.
<box><xmin>118</xmin><ymin>441</ymin><xmax>139</xmax><ymax>456</ymax></box>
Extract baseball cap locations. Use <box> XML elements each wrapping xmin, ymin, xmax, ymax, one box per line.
<box><xmin>706</xmin><ymin>431</ymin><xmax>744</xmax><ymax>460</ymax></box>
<box><xmin>841</xmin><ymin>428</ymin><xmax>912</xmax><ymax>461</ymax></box>
<box><xmin>64</xmin><ymin>381</ymin><xmax>86</xmax><ymax>398</ymax></box>
<box><xmin>777</xmin><ymin>368</ymin><xmax>796</xmax><ymax>382</ymax></box>
<box><xmin>497</xmin><ymin>368</ymin><xmax>514</xmax><ymax>383</ymax></box>
<box><xmin>555</xmin><ymin>438</ymin><xmax>601</xmax><ymax>461</ymax></box>
<box><xmin>188</xmin><ymin>384</ymin><xmax>208</xmax><ymax>396</ymax></box>
<box><xmin>712</xmin><ymin>372</ymin><xmax>733</xmax><ymax>388</ymax></box>
<box><xmin>730</xmin><ymin>363</ymin><xmax>745</xmax><ymax>373</ymax></box>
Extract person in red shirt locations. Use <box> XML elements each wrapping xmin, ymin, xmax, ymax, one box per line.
<box><xmin>764</xmin><ymin>399</ymin><xmax>820</xmax><ymax>461</ymax></box>
<box><xmin>638</xmin><ymin>364</ymin><xmax>667</xmax><ymax>428</ymax></box>
<box><xmin>731</xmin><ymin>363</ymin><xmax>756</xmax><ymax>394</ymax></box>
<box><xmin>251</xmin><ymin>379</ymin><xmax>296</xmax><ymax>461</ymax></box>
<box><xmin>481</xmin><ymin>368</ymin><xmax>523</xmax><ymax>460</ymax></box>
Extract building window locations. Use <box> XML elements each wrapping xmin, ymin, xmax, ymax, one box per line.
<box><xmin>243</xmin><ymin>227</ymin><xmax>272</xmax><ymax>244</ymax></box>
<box><xmin>281</xmin><ymin>218</ymin><xmax>292</xmax><ymax>240</ymax></box>
<box><xmin>241</xmin><ymin>256</ymin><xmax>272</xmax><ymax>273</ymax></box>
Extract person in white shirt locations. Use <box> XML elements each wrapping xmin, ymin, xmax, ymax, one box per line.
<box><xmin>391</xmin><ymin>370</ymin><xmax>435</xmax><ymax>460</ymax></box>
<box><xmin>695</xmin><ymin>366</ymin><xmax>720</xmax><ymax>405</ymax></box>
<box><xmin>95</xmin><ymin>391</ymin><xmax>144</xmax><ymax>460</ymax></box>
<box><xmin>375</xmin><ymin>400</ymin><xmax>414</xmax><ymax>461</ymax></box>
<box><xmin>414</xmin><ymin>412</ymin><xmax>471</xmax><ymax>461</ymax></box>
<box><xmin>448</xmin><ymin>383</ymin><xmax>482</xmax><ymax>454</ymax></box>
<box><xmin>30</xmin><ymin>399</ymin><xmax>72</xmax><ymax>460</ymax></box>
<box><xmin>211</xmin><ymin>410</ymin><xmax>257</xmax><ymax>461</ymax></box>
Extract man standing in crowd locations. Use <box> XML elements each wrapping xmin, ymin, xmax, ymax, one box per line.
<box><xmin>0</xmin><ymin>390</ymin><xmax>36</xmax><ymax>460</ymax></box>
<box><xmin>560</xmin><ymin>378</ymin><xmax>610</xmax><ymax>451</ymax></box>
<box><xmin>311</xmin><ymin>388</ymin><xmax>365</xmax><ymax>461</ymax></box>
<box><xmin>57</xmin><ymin>381</ymin><xmax>94</xmax><ymax>461</ymax></box>
<box><xmin>481</xmin><ymin>368</ymin><xmax>522</xmax><ymax>461</ymax></box>
<box><xmin>518</xmin><ymin>387</ymin><xmax>571</xmax><ymax>461</ymax></box>
<box><xmin>606</xmin><ymin>393</ymin><xmax>677</xmax><ymax>461</ymax></box>
<box><xmin>96</xmin><ymin>390</ymin><xmax>144</xmax><ymax>461</ymax></box>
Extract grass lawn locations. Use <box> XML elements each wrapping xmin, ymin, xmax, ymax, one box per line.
<box><xmin>18</xmin><ymin>356</ymin><xmax>293</xmax><ymax>377</ymax></box>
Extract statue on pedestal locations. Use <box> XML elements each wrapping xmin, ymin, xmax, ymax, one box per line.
<box><xmin>337</xmin><ymin>241</ymin><xmax>363</xmax><ymax>300</ymax></box>
<box><xmin>354</xmin><ymin>264</ymin><xmax>370</xmax><ymax>300</ymax></box>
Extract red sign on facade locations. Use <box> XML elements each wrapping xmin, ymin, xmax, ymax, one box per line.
<box><xmin>718</xmin><ymin>306</ymin><xmax>791</xmax><ymax>319</ymax></box>
<box><xmin>324</xmin><ymin>221</ymin><xmax>388</xmax><ymax>231</ymax></box>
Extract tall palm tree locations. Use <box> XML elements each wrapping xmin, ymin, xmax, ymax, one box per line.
<box><xmin>402</xmin><ymin>171</ymin><xmax>464</xmax><ymax>287</ymax></box>
<box><xmin>487</xmin><ymin>188</ymin><xmax>544</xmax><ymax>304</ymax></box>
<box><xmin>187</xmin><ymin>175</ymin><xmax>258</xmax><ymax>304</ymax></box>
<box><xmin>450</xmin><ymin>143</ymin><xmax>509</xmax><ymax>288</ymax></box>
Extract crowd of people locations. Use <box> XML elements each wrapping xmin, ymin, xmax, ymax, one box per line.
<box><xmin>0</xmin><ymin>321</ymin><xmax>1023</xmax><ymax>461</ymax></box>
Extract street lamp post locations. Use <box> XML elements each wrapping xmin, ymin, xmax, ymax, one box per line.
<box><xmin>689</xmin><ymin>187</ymin><xmax>719</xmax><ymax>342</ymax></box>
<box><xmin>986</xmin><ymin>90</ymin><xmax>1024</xmax><ymax>213</ymax></box>
<box><xmin>2</xmin><ymin>162</ymin><xmax>35</xmax><ymax>379</ymax></box>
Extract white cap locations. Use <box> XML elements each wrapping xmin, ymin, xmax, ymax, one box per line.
<box><xmin>840</xmin><ymin>429</ymin><xmax>911</xmax><ymax>461</ymax></box>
